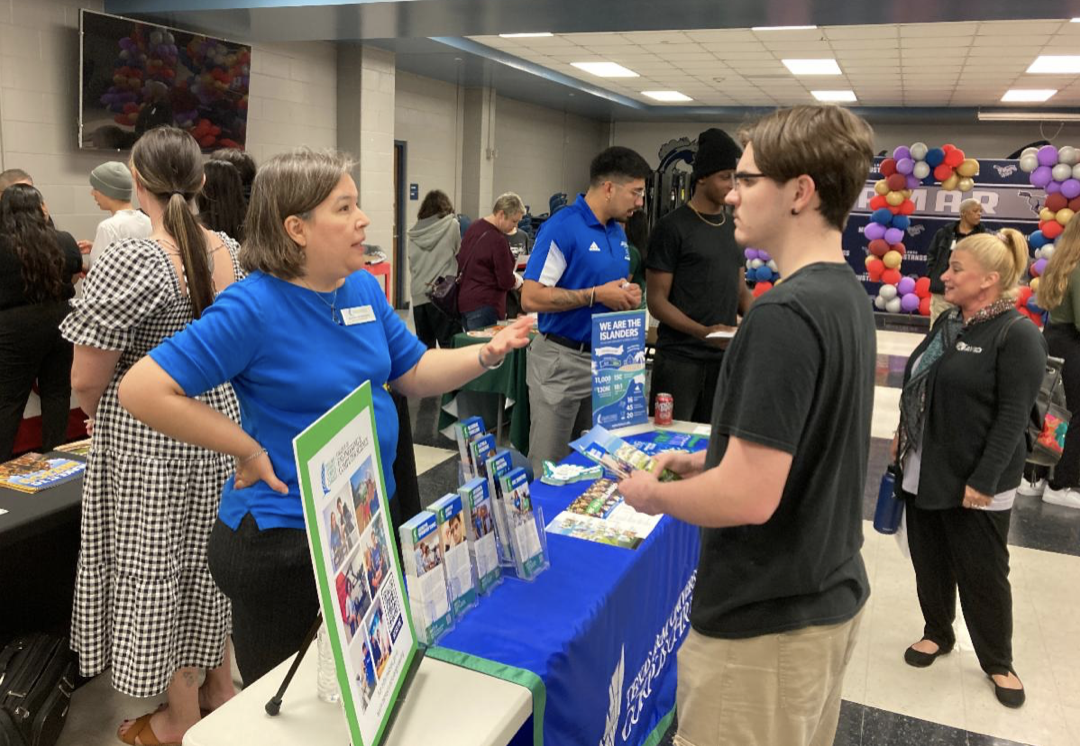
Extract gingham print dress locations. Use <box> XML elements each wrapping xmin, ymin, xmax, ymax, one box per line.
<box><xmin>60</xmin><ymin>234</ymin><xmax>243</xmax><ymax>698</ymax></box>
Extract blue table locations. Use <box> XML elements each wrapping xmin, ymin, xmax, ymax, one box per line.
<box><xmin>430</xmin><ymin>429</ymin><xmax>705</xmax><ymax>746</ymax></box>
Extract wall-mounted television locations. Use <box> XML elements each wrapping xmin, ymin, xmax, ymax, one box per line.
<box><xmin>79</xmin><ymin>9</ymin><xmax>251</xmax><ymax>152</ymax></box>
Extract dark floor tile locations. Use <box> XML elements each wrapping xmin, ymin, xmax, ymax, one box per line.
<box><xmin>859</xmin><ymin>703</ymin><xmax>1031</xmax><ymax>746</ymax></box>
<box><xmin>834</xmin><ymin>699</ymin><xmax>866</xmax><ymax>746</ymax></box>
<box><xmin>415</xmin><ymin>455</ymin><xmax>461</xmax><ymax>509</ymax></box>
<box><xmin>408</xmin><ymin>396</ymin><xmax>456</xmax><ymax>449</ymax></box>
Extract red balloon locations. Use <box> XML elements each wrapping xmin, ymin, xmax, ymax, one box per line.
<box><xmin>869</xmin><ymin>239</ymin><xmax>890</xmax><ymax>257</ymax></box>
<box><xmin>1017</xmin><ymin>285</ymin><xmax>1033</xmax><ymax>304</ymax></box>
<box><xmin>1046</xmin><ymin>193</ymin><xmax>1069</xmax><ymax>212</ymax></box>
<box><xmin>934</xmin><ymin>163</ymin><xmax>954</xmax><ymax>181</ymax></box>
<box><xmin>1069</xmin><ymin>197</ymin><xmax>1080</xmax><ymax>213</ymax></box>
<box><xmin>943</xmin><ymin>143</ymin><xmax>956</xmax><ymax>152</ymax></box>
<box><xmin>1043</xmin><ymin>220</ymin><xmax>1064</xmax><ymax>240</ymax></box>
<box><xmin>944</xmin><ymin>148</ymin><xmax>964</xmax><ymax>168</ymax></box>
<box><xmin>890</xmin><ymin>242</ymin><xmax>906</xmax><ymax>256</ymax></box>
<box><xmin>880</xmin><ymin>158</ymin><xmax>897</xmax><ymax>177</ymax></box>
<box><xmin>899</xmin><ymin>199</ymin><xmax>916</xmax><ymax>216</ymax></box>
<box><xmin>752</xmin><ymin>282</ymin><xmax>773</xmax><ymax>297</ymax></box>
<box><xmin>867</xmin><ymin>264</ymin><xmax>884</xmax><ymax>281</ymax></box>
<box><xmin>919</xmin><ymin>296</ymin><xmax>931</xmax><ymax>316</ymax></box>
<box><xmin>869</xmin><ymin>195</ymin><xmax>887</xmax><ymax>210</ymax></box>
<box><xmin>882</xmin><ymin>269</ymin><xmax>902</xmax><ymax>286</ymax></box>
<box><xmin>887</xmin><ymin>204</ymin><xmax>902</xmax><ymax>215</ymax></box>
<box><xmin>915</xmin><ymin>276</ymin><xmax>931</xmax><ymax>298</ymax></box>
<box><xmin>886</xmin><ymin>174</ymin><xmax>907</xmax><ymax>192</ymax></box>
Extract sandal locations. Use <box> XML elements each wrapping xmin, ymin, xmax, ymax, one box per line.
<box><xmin>116</xmin><ymin>712</ymin><xmax>181</xmax><ymax>746</ymax></box>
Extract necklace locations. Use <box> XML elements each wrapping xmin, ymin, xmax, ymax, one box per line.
<box><xmin>688</xmin><ymin>203</ymin><xmax>726</xmax><ymax>227</ymax></box>
<box><xmin>298</xmin><ymin>277</ymin><xmax>341</xmax><ymax>324</ymax></box>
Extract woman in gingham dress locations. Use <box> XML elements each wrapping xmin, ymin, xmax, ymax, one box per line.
<box><xmin>62</xmin><ymin>127</ymin><xmax>242</xmax><ymax>746</ymax></box>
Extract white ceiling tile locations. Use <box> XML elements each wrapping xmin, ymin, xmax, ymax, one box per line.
<box><xmin>1041</xmin><ymin>38</ymin><xmax>1080</xmax><ymax>50</ymax></box>
<box><xmin>976</xmin><ymin>20</ymin><xmax>1066</xmax><ymax>35</ymax></box>
<box><xmin>684</xmin><ymin>29</ymin><xmax>759</xmax><ymax>43</ymax></box>
<box><xmin>760</xmin><ymin>40</ymin><xmax>834</xmax><ymax>52</ymax></box>
<box><xmin>625</xmin><ymin>30</ymin><xmax>695</xmax><ymax>44</ymax></box>
<box><xmin>830</xmin><ymin>38</ymin><xmax>899</xmax><ymax>50</ymax></box>
<box><xmin>824</xmin><ymin>24</ymin><xmax>898</xmax><ymax>40</ymax></box>
<box><xmin>750</xmin><ymin>28</ymin><xmax>825</xmax><ymax>41</ymax></box>
<box><xmin>973</xmin><ymin>35</ymin><xmax>1049</xmax><ymax>48</ymax></box>
<box><xmin>564</xmin><ymin>33</ymin><xmax>631</xmax><ymax>45</ymax></box>
<box><xmin>657</xmin><ymin>51</ymin><xmax>717</xmax><ymax>61</ymax></box>
<box><xmin>836</xmin><ymin>49</ymin><xmax>901</xmax><ymax>60</ymax></box>
<box><xmin>901</xmin><ymin>36</ymin><xmax>973</xmax><ymax>48</ymax></box>
<box><xmin>899</xmin><ymin>22</ymin><xmax>979</xmax><ymax>37</ymax></box>
<box><xmin>696</xmin><ymin>42</ymin><xmax>768</xmax><ymax>54</ymax></box>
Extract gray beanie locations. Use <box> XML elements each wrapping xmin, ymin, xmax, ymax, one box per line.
<box><xmin>89</xmin><ymin>161</ymin><xmax>133</xmax><ymax>201</ymax></box>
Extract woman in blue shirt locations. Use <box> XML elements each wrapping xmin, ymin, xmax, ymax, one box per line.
<box><xmin>119</xmin><ymin>148</ymin><xmax>530</xmax><ymax>685</ymax></box>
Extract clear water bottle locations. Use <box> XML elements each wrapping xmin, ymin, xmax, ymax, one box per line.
<box><xmin>316</xmin><ymin>623</ymin><xmax>341</xmax><ymax>703</ymax></box>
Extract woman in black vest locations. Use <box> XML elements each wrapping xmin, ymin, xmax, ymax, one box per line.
<box><xmin>0</xmin><ymin>184</ymin><xmax>82</xmax><ymax>459</ymax></box>
<box><xmin>891</xmin><ymin>229</ymin><xmax>1045</xmax><ymax>708</ymax></box>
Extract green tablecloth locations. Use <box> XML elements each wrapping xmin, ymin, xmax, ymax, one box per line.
<box><xmin>438</xmin><ymin>332</ymin><xmax>532</xmax><ymax>455</ymax></box>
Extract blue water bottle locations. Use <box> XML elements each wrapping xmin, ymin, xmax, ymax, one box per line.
<box><xmin>873</xmin><ymin>465</ymin><xmax>904</xmax><ymax>535</ymax></box>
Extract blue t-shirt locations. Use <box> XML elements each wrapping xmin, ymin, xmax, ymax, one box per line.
<box><xmin>149</xmin><ymin>270</ymin><xmax>427</xmax><ymax>531</ymax></box>
<box><xmin>523</xmin><ymin>194</ymin><xmax>631</xmax><ymax>343</ymax></box>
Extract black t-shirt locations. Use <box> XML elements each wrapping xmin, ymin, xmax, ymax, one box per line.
<box><xmin>645</xmin><ymin>204</ymin><xmax>744</xmax><ymax>360</ymax></box>
<box><xmin>0</xmin><ymin>231</ymin><xmax>82</xmax><ymax>311</ymax></box>
<box><xmin>693</xmin><ymin>262</ymin><xmax>875</xmax><ymax>638</ymax></box>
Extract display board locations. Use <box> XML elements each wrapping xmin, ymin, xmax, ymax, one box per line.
<box><xmin>591</xmin><ymin>310</ymin><xmax>648</xmax><ymax>429</ymax></box>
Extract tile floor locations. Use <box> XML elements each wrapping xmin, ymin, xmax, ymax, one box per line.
<box><xmin>55</xmin><ymin>329</ymin><xmax>1080</xmax><ymax>746</ymax></box>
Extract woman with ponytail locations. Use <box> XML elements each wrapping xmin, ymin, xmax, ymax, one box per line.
<box><xmin>890</xmin><ymin>228</ymin><xmax>1046</xmax><ymax>709</ymax></box>
<box><xmin>0</xmin><ymin>184</ymin><xmax>82</xmax><ymax>459</ymax></box>
<box><xmin>1023</xmin><ymin>217</ymin><xmax>1080</xmax><ymax>508</ymax></box>
<box><xmin>60</xmin><ymin>126</ymin><xmax>243</xmax><ymax>745</ymax></box>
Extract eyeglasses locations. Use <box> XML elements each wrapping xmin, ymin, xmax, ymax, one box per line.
<box><xmin>730</xmin><ymin>172</ymin><xmax>766</xmax><ymax>190</ymax></box>
<box><xmin>613</xmin><ymin>182</ymin><xmax>646</xmax><ymax>199</ymax></box>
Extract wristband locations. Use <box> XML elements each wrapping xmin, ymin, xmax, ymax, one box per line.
<box><xmin>237</xmin><ymin>447</ymin><xmax>267</xmax><ymax>467</ymax></box>
<box><xmin>478</xmin><ymin>345</ymin><xmax>504</xmax><ymax>370</ymax></box>
<box><xmin>589</xmin><ymin>286</ymin><xmax>596</xmax><ymax>308</ymax></box>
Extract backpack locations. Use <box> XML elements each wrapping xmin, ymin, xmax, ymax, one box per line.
<box><xmin>0</xmin><ymin>635</ymin><xmax>76</xmax><ymax>746</ymax></box>
<box><xmin>999</xmin><ymin>316</ymin><xmax>1071</xmax><ymax>467</ymax></box>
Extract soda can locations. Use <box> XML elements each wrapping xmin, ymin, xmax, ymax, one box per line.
<box><xmin>655</xmin><ymin>393</ymin><xmax>674</xmax><ymax>426</ymax></box>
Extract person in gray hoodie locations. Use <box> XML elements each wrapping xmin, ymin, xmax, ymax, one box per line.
<box><xmin>408</xmin><ymin>190</ymin><xmax>462</xmax><ymax>349</ymax></box>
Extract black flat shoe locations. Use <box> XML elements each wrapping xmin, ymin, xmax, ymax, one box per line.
<box><xmin>904</xmin><ymin>641</ymin><xmax>953</xmax><ymax>668</ymax></box>
<box><xmin>990</xmin><ymin>675</ymin><xmax>1025</xmax><ymax>708</ymax></box>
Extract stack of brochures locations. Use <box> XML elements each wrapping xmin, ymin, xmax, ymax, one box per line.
<box><xmin>399</xmin><ymin>511</ymin><xmax>454</xmax><ymax>644</ymax></box>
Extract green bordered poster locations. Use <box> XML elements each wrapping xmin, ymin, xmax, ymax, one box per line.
<box><xmin>293</xmin><ymin>382</ymin><xmax>418</xmax><ymax>746</ymax></box>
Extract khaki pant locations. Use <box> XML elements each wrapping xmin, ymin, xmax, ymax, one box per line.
<box><xmin>674</xmin><ymin>609</ymin><xmax>864</xmax><ymax>746</ymax></box>
<box><xmin>929</xmin><ymin>294</ymin><xmax>954</xmax><ymax>326</ymax></box>
<box><xmin>526</xmin><ymin>335</ymin><xmax>593</xmax><ymax>475</ymax></box>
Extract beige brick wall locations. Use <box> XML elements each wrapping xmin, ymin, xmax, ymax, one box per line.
<box><xmin>395</xmin><ymin>70</ymin><xmax>463</xmax><ymax>222</ymax></box>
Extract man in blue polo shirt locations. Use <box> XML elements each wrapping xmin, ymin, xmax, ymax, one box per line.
<box><xmin>522</xmin><ymin>146</ymin><xmax>650</xmax><ymax>472</ymax></box>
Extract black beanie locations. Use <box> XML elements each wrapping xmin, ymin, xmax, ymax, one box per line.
<box><xmin>692</xmin><ymin>128</ymin><xmax>742</xmax><ymax>182</ymax></box>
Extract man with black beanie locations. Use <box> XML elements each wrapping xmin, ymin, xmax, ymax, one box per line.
<box><xmin>646</xmin><ymin>128</ymin><xmax>752</xmax><ymax>422</ymax></box>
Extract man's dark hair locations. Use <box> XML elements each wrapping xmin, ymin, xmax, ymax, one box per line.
<box><xmin>589</xmin><ymin>146</ymin><xmax>652</xmax><ymax>186</ymax></box>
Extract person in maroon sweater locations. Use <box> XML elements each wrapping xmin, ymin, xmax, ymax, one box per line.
<box><xmin>457</xmin><ymin>193</ymin><xmax>525</xmax><ymax>331</ymax></box>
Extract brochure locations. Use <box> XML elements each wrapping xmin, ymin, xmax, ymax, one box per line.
<box><xmin>54</xmin><ymin>438</ymin><xmax>93</xmax><ymax>456</ymax></box>
<box><xmin>293</xmin><ymin>382</ymin><xmax>418</xmax><ymax>746</ymax></box>
<box><xmin>569</xmin><ymin>425</ymin><xmax>679</xmax><ymax>482</ymax></box>
<box><xmin>429</xmin><ymin>493</ymin><xmax>478</xmax><ymax>619</ymax></box>
<box><xmin>0</xmin><ymin>453</ymin><xmax>86</xmax><ymax>493</ymax></box>
<box><xmin>453</xmin><ymin>416</ymin><xmax>485</xmax><ymax>480</ymax></box>
<box><xmin>399</xmin><ymin>511</ymin><xmax>454</xmax><ymax>644</ymax></box>
<box><xmin>458</xmin><ymin>477</ymin><xmax>501</xmax><ymax>595</ymax></box>
<box><xmin>498</xmin><ymin>467</ymin><xmax>547</xmax><ymax>580</ymax></box>
<box><xmin>545</xmin><ymin>478</ymin><xmax>664</xmax><ymax>551</ymax></box>
<box><xmin>483</xmin><ymin>448</ymin><xmax>516</xmax><ymax>566</ymax></box>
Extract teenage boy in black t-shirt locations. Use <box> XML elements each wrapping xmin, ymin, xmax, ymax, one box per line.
<box><xmin>620</xmin><ymin>105</ymin><xmax>877</xmax><ymax>746</ymax></box>
<box><xmin>646</xmin><ymin>128</ymin><xmax>752</xmax><ymax>423</ymax></box>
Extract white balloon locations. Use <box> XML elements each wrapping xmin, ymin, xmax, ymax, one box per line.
<box><xmin>886</xmin><ymin>297</ymin><xmax>902</xmax><ymax>314</ymax></box>
<box><xmin>879</xmin><ymin>284</ymin><xmax>898</xmax><ymax>300</ymax></box>
<box><xmin>767</xmin><ymin>260</ymin><xmax>778</xmax><ymax>272</ymax></box>
<box><xmin>910</xmin><ymin>142</ymin><xmax>929</xmax><ymax>161</ymax></box>
<box><xmin>1042</xmin><ymin>244</ymin><xmax>1056</xmax><ymax>261</ymax></box>
<box><xmin>913</xmin><ymin>161</ymin><xmax>931</xmax><ymax>179</ymax></box>
<box><xmin>874</xmin><ymin>295</ymin><xmax>886</xmax><ymax>310</ymax></box>
<box><xmin>750</xmin><ymin>258</ymin><xmax>763</xmax><ymax>269</ymax></box>
<box><xmin>1021</xmin><ymin>147</ymin><xmax>1040</xmax><ymax>160</ymax></box>
<box><xmin>1034</xmin><ymin>247</ymin><xmax>1044</xmax><ymax>260</ymax></box>
<box><xmin>1059</xmin><ymin>146</ymin><xmax>1079</xmax><ymax>166</ymax></box>
<box><xmin>1053</xmin><ymin>163</ymin><xmax>1072</xmax><ymax>182</ymax></box>
<box><xmin>1020</xmin><ymin>155</ymin><xmax>1040</xmax><ymax>173</ymax></box>
<box><xmin>1072</xmin><ymin>163</ymin><xmax>1080</xmax><ymax>180</ymax></box>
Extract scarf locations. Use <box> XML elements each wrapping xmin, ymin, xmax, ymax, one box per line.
<box><xmin>897</xmin><ymin>298</ymin><xmax>1015</xmax><ymax>464</ymax></box>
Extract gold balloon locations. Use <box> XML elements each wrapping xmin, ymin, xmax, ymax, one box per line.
<box><xmin>956</xmin><ymin>159</ymin><xmax>979</xmax><ymax>177</ymax></box>
<box><xmin>958</xmin><ymin>177</ymin><xmax>975</xmax><ymax>192</ymax></box>
<box><xmin>1031</xmin><ymin>277</ymin><xmax>1041</xmax><ymax>292</ymax></box>
<box><xmin>1057</xmin><ymin>208</ymin><xmax>1075</xmax><ymax>225</ymax></box>
<box><xmin>901</xmin><ymin>189</ymin><xmax>913</xmax><ymax>199</ymax></box>
<box><xmin>865</xmin><ymin>255</ymin><xmax>877</xmax><ymax>267</ymax></box>
<box><xmin>883</xmin><ymin>250</ymin><xmax>903</xmax><ymax>269</ymax></box>
<box><xmin>1041</xmin><ymin>207</ymin><xmax>1056</xmax><ymax>223</ymax></box>
<box><xmin>941</xmin><ymin>174</ymin><xmax>960</xmax><ymax>192</ymax></box>
<box><xmin>875</xmin><ymin>180</ymin><xmax>890</xmax><ymax>196</ymax></box>
<box><xmin>886</xmin><ymin>191</ymin><xmax>904</xmax><ymax>206</ymax></box>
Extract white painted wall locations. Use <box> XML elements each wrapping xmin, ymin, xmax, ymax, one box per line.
<box><xmin>493</xmin><ymin>96</ymin><xmax>607</xmax><ymax>217</ymax></box>
<box><xmin>395</xmin><ymin>70</ymin><xmax>463</xmax><ymax>221</ymax></box>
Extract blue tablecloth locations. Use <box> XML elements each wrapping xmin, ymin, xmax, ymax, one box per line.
<box><xmin>430</xmin><ymin>432</ymin><xmax>704</xmax><ymax>746</ymax></box>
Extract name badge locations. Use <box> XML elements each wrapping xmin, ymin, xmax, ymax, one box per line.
<box><xmin>341</xmin><ymin>305</ymin><xmax>376</xmax><ymax>325</ymax></box>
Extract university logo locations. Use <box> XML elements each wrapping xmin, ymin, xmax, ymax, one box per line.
<box><xmin>906</xmin><ymin>225</ymin><xmax>926</xmax><ymax>237</ymax></box>
<box><xmin>599</xmin><ymin>646</ymin><xmax>625</xmax><ymax>746</ymax></box>
<box><xmin>320</xmin><ymin>462</ymin><xmax>333</xmax><ymax>496</ymax></box>
<box><xmin>994</xmin><ymin>164</ymin><xmax>1018</xmax><ymax>178</ymax></box>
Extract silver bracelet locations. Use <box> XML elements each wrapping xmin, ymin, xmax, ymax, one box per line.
<box><xmin>478</xmin><ymin>346</ymin><xmax>504</xmax><ymax>371</ymax></box>
<box><xmin>237</xmin><ymin>447</ymin><xmax>267</xmax><ymax>467</ymax></box>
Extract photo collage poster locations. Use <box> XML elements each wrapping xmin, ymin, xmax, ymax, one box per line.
<box><xmin>293</xmin><ymin>382</ymin><xmax>417</xmax><ymax>746</ymax></box>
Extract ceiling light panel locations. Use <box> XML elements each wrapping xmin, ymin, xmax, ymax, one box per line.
<box><xmin>570</xmin><ymin>61</ymin><xmax>640</xmax><ymax>77</ymax></box>
<box><xmin>498</xmin><ymin>32</ymin><xmax>553</xmax><ymax>38</ymax></box>
<box><xmin>1001</xmin><ymin>89</ymin><xmax>1058</xmax><ymax>102</ymax></box>
<box><xmin>811</xmin><ymin>90</ymin><xmax>857</xmax><ymax>101</ymax></box>
<box><xmin>1028</xmin><ymin>56</ymin><xmax>1080</xmax><ymax>73</ymax></box>
<box><xmin>641</xmin><ymin>90</ymin><xmax>693</xmax><ymax>102</ymax></box>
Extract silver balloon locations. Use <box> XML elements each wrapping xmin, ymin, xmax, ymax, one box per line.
<box><xmin>1059</xmin><ymin>146</ymin><xmax>1079</xmax><ymax>166</ymax></box>
<box><xmin>1053</xmin><ymin>163</ymin><xmax>1072</xmax><ymax>182</ymax></box>
<box><xmin>873</xmin><ymin>295</ymin><xmax>886</xmax><ymax>310</ymax></box>
<box><xmin>1072</xmin><ymin>164</ymin><xmax>1080</xmax><ymax>180</ymax></box>
<box><xmin>1021</xmin><ymin>146</ymin><xmax>1040</xmax><ymax>160</ymax></box>
<box><xmin>885</xmin><ymin>297</ymin><xmax>902</xmax><ymax>314</ymax></box>
<box><xmin>913</xmin><ymin>161</ymin><xmax>931</xmax><ymax>179</ymax></box>
<box><xmin>879</xmin><ymin>284</ymin><xmax>898</xmax><ymax>300</ymax></box>
<box><xmin>1042</xmin><ymin>244</ymin><xmax>1056</xmax><ymax>261</ymax></box>
<box><xmin>910</xmin><ymin>142</ymin><xmax>929</xmax><ymax>161</ymax></box>
<box><xmin>1020</xmin><ymin>155</ymin><xmax>1040</xmax><ymax>173</ymax></box>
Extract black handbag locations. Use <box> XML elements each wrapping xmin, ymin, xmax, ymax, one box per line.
<box><xmin>0</xmin><ymin>635</ymin><xmax>77</xmax><ymax>746</ymax></box>
<box><xmin>425</xmin><ymin>232</ymin><xmax>489</xmax><ymax>319</ymax></box>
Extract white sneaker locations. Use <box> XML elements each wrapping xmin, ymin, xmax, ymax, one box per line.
<box><xmin>1017</xmin><ymin>478</ymin><xmax>1046</xmax><ymax>497</ymax></box>
<box><xmin>1042</xmin><ymin>486</ymin><xmax>1080</xmax><ymax>509</ymax></box>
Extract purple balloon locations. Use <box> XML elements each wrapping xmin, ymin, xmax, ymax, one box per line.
<box><xmin>1062</xmin><ymin>179</ymin><xmax>1080</xmax><ymax>199</ymax></box>
<box><xmin>896</xmin><ymin>158</ymin><xmax>915</xmax><ymax>175</ymax></box>
<box><xmin>1047</xmin><ymin>181</ymin><xmax>1063</xmax><ymax>195</ymax></box>
<box><xmin>893</xmin><ymin>146</ymin><xmax>912</xmax><ymax>161</ymax></box>
<box><xmin>1031</xmin><ymin>166</ymin><xmax>1054</xmax><ymax>188</ymax></box>
<box><xmin>758</xmin><ymin>250</ymin><xmax>771</xmax><ymax>262</ymax></box>
<box><xmin>901</xmin><ymin>293</ymin><xmax>921</xmax><ymax>313</ymax></box>
<box><xmin>864</xmin><ymin>223</ymin><xmax>886</xmax><ymax>241</ymax></box>
<box><xmin>1033</xmin><ymin>258</ymin><xmax>1049</xmax><ymax>276</ymax></box>
<box><xmin>906</xmin><ymin>175</ymin><xmax>921</xmax><ymax>190</ymax></box>
<box><xmin>884</xmin><ymin>227</ymin><xmax>904</xmax><ymax>245</ymax></box>
<box><xmin>1038</xmin><ymin>145</ymin><xmax>1060</xmax><ymax>167</ymax></box>
<box><xmin>897</xmin><ymin>277</ymin><xmax>916</xmax><ymax>295</ymax></box>
<box><xmin>744</xmin><ymin>248</ymin><xmax>759</xmax><ymax>260</ymax></box>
